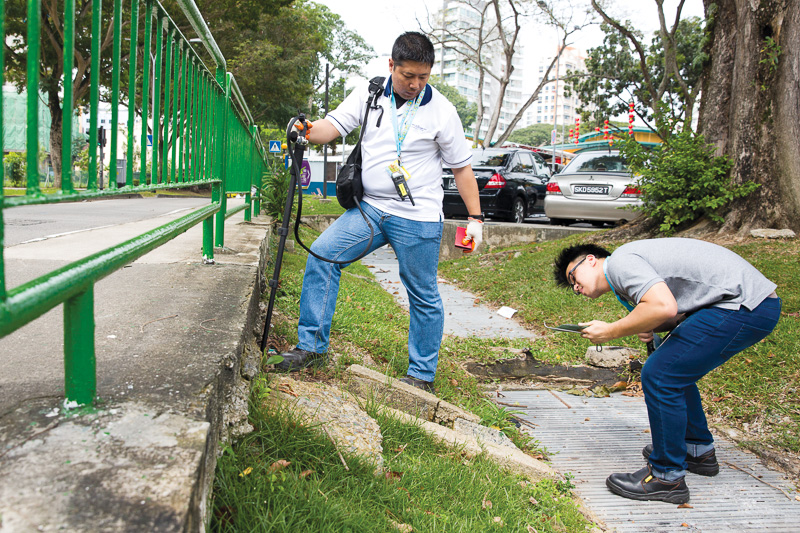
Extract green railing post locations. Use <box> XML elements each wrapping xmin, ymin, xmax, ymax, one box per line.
<box><xmin>108</xmin><ymin>0</ymin><xmax>122</xmax><ymax>189</ymax></box>
<box><xmin>25</xmin><ymin>0</ymin><xmax>41</xmax><ymax>196</ymax></box>
<box><xmin>88</xmin><ymin>0</ymin><xmax>102</xmax><ymax>190</ymax></box>
<box><xmin>152</xmin><ymin>12</ymin><xmax>163</xmax><ymax>184</ymax></box>
<box><xmin>214</xmin><ymin>69</ymin><xmax>229</xmax><ymax>248</ymax></box>
<box><xmin>125</xmin><ymin>0</ymin><xmax>140</xmax><ymax>187</ymax></box>
<box><xmin>64</xmin><ymin>286</ymin><xmax>96</xmax><ymax>405</ymax></box>
<box><xmin>162</xmin><ymin>28</ymin><xmax>173</xmax><ymax>184</ymax></box>
<box><xmin>61</xmin><ymin>0</ymin><xmax>76</xmax><ymax>194</ymax></box>
<box><xmin>141</xmin><ymin>0</ymin><xmax>152</xmax><ymax>186</ymax></box>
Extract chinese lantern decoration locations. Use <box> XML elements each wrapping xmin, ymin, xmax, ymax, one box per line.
<box><xmin>628</xmin><ymin>102</ymin><xmax>635</xmax><ymax>136</ymax></box>
<box><xmin>574</xmin><ymin>117</ymin><xmax>580</xmax><ymax>144</ymax></box>
<box><xmin>603</xmin><ymin>119</ymin><xmax>609</xmax><ymax>141</ymax></box>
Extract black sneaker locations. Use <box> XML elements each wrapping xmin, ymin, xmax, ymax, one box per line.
<box><xmin>606</xmin><ymin>465</ymin><xmax>690</xmax><ymax>504</ymax></box>
<box><xmin>273</xmin><ymin>347</ymin><xmax>326</xmax><ymax>372</ymax></box>
<box><xmin>642</xmin><ymin>444</ymin><xmax>720</xmax><ymax>476</ymax></box>
<box><xmin>398</xmin><ymin>376</ymin><xmax>436</xmax><ymax>394</ymax></box>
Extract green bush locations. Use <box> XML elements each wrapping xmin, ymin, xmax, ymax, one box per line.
<box><xmin>261</xmin><ymin>161</ymin><xmax>294</xmax><ymax>223</ymax></box>
<box><xmin>619</xmin><ymin>126</ymin><xmax>758</xmax><ymax>234</ymax></box>
<box><xmin>4</xmin><ymin>152</ymin><xmax>27</xmax><ymax>187</ymax></box>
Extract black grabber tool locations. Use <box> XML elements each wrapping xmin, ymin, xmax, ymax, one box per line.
<box><xmin>259</xmin><ymin>114</ymin><xmax>375</xmax><ymax>353</ymax></box>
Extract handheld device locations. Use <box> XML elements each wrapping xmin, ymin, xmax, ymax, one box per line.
<box><xmin>390</xmin><ymin>171</ymin><xmax>415</xmax><ymax>205</ymax></box>
<box><xmin>454</xmin><ymin>226</ymin><xmax>474</xmax><ymax>252</ymax></box>
<box><xmin>543</xmin><ymin>323</ymin><xmax>587</xmax><ymax>333</ymax></box>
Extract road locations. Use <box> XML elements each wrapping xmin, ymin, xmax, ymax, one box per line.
<box><xmin>3</xmin><ymin>196</ymin><xmax>210</xmax><ymax>246</ymax></box>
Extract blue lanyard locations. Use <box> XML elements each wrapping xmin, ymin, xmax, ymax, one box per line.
<box><xmin>390</xmin><ymin>89</ymin><xmax>423</xmax><ymax>162</ymax></box>
<box><xmin>603</xmin><ymin>259</ymin><xmax>635</xmax><ymax>312</ymax></box>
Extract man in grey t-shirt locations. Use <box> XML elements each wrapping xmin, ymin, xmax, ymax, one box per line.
<box><xmin>553</xmin><ymin>239</ymin><xmax>781</xmax><ymax>504</ymax></box>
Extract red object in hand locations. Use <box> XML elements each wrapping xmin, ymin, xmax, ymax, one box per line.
<box><xmin>455</xmin><ymin>226</ymin><xmax>474</xmax><ymax>252</ymax></box>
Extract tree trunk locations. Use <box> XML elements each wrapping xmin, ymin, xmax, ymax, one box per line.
<box><xmin>48</xmin><ymin>90</ymin><xmax>64</xmax><ymax>190</ymax></box>
<box><xmin>699</xmin><ymin>0</ymin><xmax>800</xmax><ymax>235</ymax></box>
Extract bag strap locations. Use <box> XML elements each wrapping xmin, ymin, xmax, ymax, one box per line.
<box><xmin>354</xmin><ymin>76</ymin><xmax>386</xmax><ymax>149</ymax></box>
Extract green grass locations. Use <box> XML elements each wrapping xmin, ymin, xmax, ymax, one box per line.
<box><xmin>210</xmin><ymin>381</ymin><xmax>589</xmax><ymax>532</ymax></box>
<box><xmin>215</xmin><ymin>221</ymin><xmax>799</xmax><ymax>530</ymax></box>
<box><xmin>298</xmin><ymin>195</ymin><xmax>346</xmax><ymax>216</ymax></box>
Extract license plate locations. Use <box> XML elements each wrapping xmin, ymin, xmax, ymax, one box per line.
<box><xmin>573</xmin><ymin>185</ymin><xmax>609</xmax><ymax>195</ymax></box>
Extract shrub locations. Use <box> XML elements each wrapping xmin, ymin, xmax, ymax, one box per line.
<box><xmin>619</xmin><ymin>126</ymin><xmax>758</xmax><ymax>234</ymax></box>
<box><xmin>261</xmin><ymin>161</ymin><xmax>294</xmax><ymax>224</ymax></box>
<box><xmin>4</xmin><ymin>152</ymin><xmax>27</xmax><ymax>187</ymax></box>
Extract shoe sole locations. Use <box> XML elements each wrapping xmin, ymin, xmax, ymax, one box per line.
<box><xmin>606</xmin><ymin>478</ymin><xmax>691</xmax><ymax>504</ymax></box>
<box><xmin>642</xmin><ymin>448</ymin><xmax>720</xmax><ymax>477</ymax></box>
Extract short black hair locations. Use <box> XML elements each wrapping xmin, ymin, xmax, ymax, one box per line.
<box><xmin>553</xmin><ymin>244</ymin><xmax>612</xmax><ymax>288</ymax></box>
<box><xmin>392</xmin><ymin>32</ymin><xmax>435</xmax><ymax>67</ymax></box>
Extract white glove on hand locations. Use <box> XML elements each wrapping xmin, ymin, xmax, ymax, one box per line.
<box><xmin>465</xmin><ymin>219</ymin><xmax>483</xmax><ymax>253</ymax></box>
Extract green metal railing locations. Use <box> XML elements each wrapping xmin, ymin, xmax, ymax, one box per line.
<box><xmin>0</xmin><ymin>0</ymin><xmax>268</xmax><ymax>405</ymax></box>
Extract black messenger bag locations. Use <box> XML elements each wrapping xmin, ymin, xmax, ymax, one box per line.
<box><xmin>336</xmin><ymin>76</ymin><xmax>385</xmax><ymax>209</ymax></box>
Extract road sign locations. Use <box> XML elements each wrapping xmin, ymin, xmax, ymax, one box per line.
<box><xmin>269</xmin><ymin>140</ymin><xmax>281</xmax><ymax>153</ymax></box>
<box><xmin>147</xmin><ymin>134</ymin><xmax>153</xmax><ymax>147</ymax></box>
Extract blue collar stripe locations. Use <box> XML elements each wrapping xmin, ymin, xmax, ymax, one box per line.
<box><xmin>384</xmin><ymin>75</ymin><xmax>432</xmax><ymax>106</ymax></box>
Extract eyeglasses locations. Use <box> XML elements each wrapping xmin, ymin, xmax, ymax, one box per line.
<box><xmin>567</xmin><ymin>256</ymin><xmax>587</xmax><ymax>288</ymax></box>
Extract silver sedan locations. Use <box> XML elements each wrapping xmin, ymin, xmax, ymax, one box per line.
<box><xmin>544</xmin><ymin>150</ymin><xmax>643</xmax><ymax>225</ymax></box>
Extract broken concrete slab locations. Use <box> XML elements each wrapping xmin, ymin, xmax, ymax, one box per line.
<box><xmin>271</xmin><ymin>377</ymin><xmax>384</xmax><ymax>470</ymax></box>
<box><xmin>343</xmin><ymin>365</ymin><xmax>479</xmax><ymax>427</ymax></box>
<box><xmin>750</xmin><ymin>228</ymin><xmax>796</xmax><ymax>239</ymax></box>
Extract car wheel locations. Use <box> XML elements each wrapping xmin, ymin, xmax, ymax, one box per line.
<box><xmin>549</xmin><ymin>218</ymin><xmax>575</xmax><ymax>226</ymax></box>
<box><xmin>507</xmin><ymin>197</ymin><xmax>526</xmax><ymax>223</ymax></box>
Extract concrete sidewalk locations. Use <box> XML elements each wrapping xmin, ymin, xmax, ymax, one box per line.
<box><xmin>0</xmin><ymin>204</ymin><xmax>270</xmax><ymax>532</ymax></box>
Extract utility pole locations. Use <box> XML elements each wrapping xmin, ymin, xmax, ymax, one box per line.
<box><xmin>322</xmin><ymin>62</ymin><xmax>329</xmax><ymax>199</ymax></box>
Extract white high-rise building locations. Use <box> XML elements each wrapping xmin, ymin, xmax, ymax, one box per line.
<box><xmin>431</xmin><ymin>0</ymin><xmax>525</xmax><ymax>144</ymax></box>
<box><xmin>523</xmin><ymin>46</ymin><xmax>587</xmax><ymax>141</ymax></box>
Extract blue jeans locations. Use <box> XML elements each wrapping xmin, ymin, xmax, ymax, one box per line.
<box><xmin>643</xmin><ymin>297</ymin><xmax>781</xmax><ymax>477</ymax></box>
<box><xmin>296</xmin><ymin>201</ymin><xmax>444</xmax><ymax>382</ymax></box>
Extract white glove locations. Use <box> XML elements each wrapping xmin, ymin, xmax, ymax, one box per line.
<box><xmin>465</xmin><ymin>218</ymin><xmax>483</xmax><ymax>253</ymax></box>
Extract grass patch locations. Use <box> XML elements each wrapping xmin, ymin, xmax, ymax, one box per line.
<box><xmin>298</xmin><ymin>195</ymin><xmax>346</xmax><ymax>216</ymax></box>
<box><xmin>210</xmin><ymin>378</ymin><xmax>589</xmax><ymax>532</ymax></box>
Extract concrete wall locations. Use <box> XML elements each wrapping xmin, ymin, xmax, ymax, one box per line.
<box><xmin>300</xmin><ymin>215</ymin><xmax>593</xmax><ymax>261</ymax></box>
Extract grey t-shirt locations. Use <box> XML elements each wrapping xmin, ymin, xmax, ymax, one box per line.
<box><xmin>605</xmin><ymin>238</ymin><xmax>777</xmax><ymax>313</ymax></box>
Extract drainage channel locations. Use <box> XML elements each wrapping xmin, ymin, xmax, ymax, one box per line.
<box><xmin>501</xmin><ymin>389</ymin><xmax>800</xmax><ymax>532</ymax></box>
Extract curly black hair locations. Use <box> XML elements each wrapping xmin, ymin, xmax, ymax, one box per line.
<box><xmin>553</xmin><ymin>244</ymin><xmax>612</xmax><ymax>288</ymax></box>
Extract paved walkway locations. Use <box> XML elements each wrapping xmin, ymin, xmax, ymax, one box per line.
<box><xmin>503</xmin><ymin>389</ymin><xmax>800</xmax><ymax>532</ymax></box>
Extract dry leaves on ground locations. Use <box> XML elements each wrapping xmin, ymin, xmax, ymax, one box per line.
<box><xmin>267</xmin><ymin>459</ymin><xmax>291</xmax><ymax>473</ymax></box>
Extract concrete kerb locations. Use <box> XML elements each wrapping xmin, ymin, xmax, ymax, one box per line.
<box><xmin>343</xmin><ymin>364</ymin><xmax>480</xmax><ymax>428</ymax></box>
<box><xmin>0</xmin><ymin>213</ymin><xmax>273</xmax><ymax>532</ymax></box>
<box><xmin>300</xmin><ymin>215</ymin><xmax>593</xmax><ymax>260</ymax></box>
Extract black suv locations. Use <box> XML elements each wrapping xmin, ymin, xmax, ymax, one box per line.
<box><xmin>442</xmin><ymin>148</ymin><xmax>551</xmax><ymax>223</ymax></box>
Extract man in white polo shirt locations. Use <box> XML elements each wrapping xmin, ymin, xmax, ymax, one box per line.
<box><xmin>276</xmin><ymin>32</ymin><xmax>483</xmax><ymax>393</ymax></box>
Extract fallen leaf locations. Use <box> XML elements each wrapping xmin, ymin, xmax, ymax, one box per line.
<box><xmin>681</xmin><ymin>523</ymin><xmax>689</xmax><ymax>528</ymax></box>
<box><xmin>745</xmin><ymin>358</ymin><xmax>753</xmax><ymax>364</ymax></box>
<box><xmin>493</xmin><ymin>517</ymin><xmax>504</xmax><ymax>525</ymax></box>
<box><xmin>678</xmin><ymin>503</ymin><xmax>693</xmax><ymax>509</ymax></box>
<box><xmin>712</xmin><ymin>394</ymin><xmax>733</xmax><ymax>402</ymax></box>
<box><xmin>643</xmin><ymin>429</ymin><xmax>651</xmax><ymax>433</ymax></box>
<box><xmin>795</xmin><ymin>495</ymin><xmax>800</xmax><ymax>502</ymax></box>
<box><xmin>482</xmin><ymin>498</ymin><xmax>493</xmax><ymax>510</ymax></box>
<box><xmin>390</xmin><ymin>520</ymin><xmax>413</xmax><ymax>533</ymax></box>
<box><xmin>299</xmin><ymin>469</ymin><xmax>314</xmax><ymax>479</ymax></box>
<box><xmin>450</xmin><ymin>378</ymin><xmax>459</xmax><ymax>386</ymax></box>
<box><xmin>584</xmin><ymin>418</ymin><xmax>591</xmax><ymax>422</ymax></box>
<box><xmin>267</xmin><ymin>460</ymin><xmax>291</xmax><ymax>473</ymax></box>
<box><xmin>526</xmin><ymin>527</ymin><xmax>538</xmax><ymax>533</ymax></box>
<box><xmin>529</xmin><ymin>497</ymin><xmax>539</xmax><ymax>505</ymax></box>
<box><xmin>385</xmin><ymin>471</ymin><xmax>403</xmax><ymax>481</ymax></box>
<box><xmin>239</xmin><ymin>467</ymin><xmax>253</xmax><ymax>477</ymax></box>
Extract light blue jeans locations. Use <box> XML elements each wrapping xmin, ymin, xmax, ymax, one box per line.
<box><xmin>296</xmin><ymin>201</ymin><xmax>444</xmax><ymax>382</ymax></box>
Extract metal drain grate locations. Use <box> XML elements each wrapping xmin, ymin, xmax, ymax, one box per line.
<box><xmin>501</xmin><ymin>389</ymin><xmax>800</xmax><ymax>532</ymax></box>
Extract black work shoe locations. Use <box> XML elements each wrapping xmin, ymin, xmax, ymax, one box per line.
<box><xmin>398</xmin><ymin>376</ymin><xmax>436</xmax><ymax>394</ymax></box>
<box><xmin>606</xmin><ymin>465</ymin><xmax>690</xmax><ymax>504</ymax></box>
<box><xmin>642</xmin><ymin>444</ymin><xmax>720</xmax><ymax>476</ymax></box>
<box><xmin>273</xmin><ymin>347</ymin><xmax>326</xmax><ymax>372</ymax></box>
